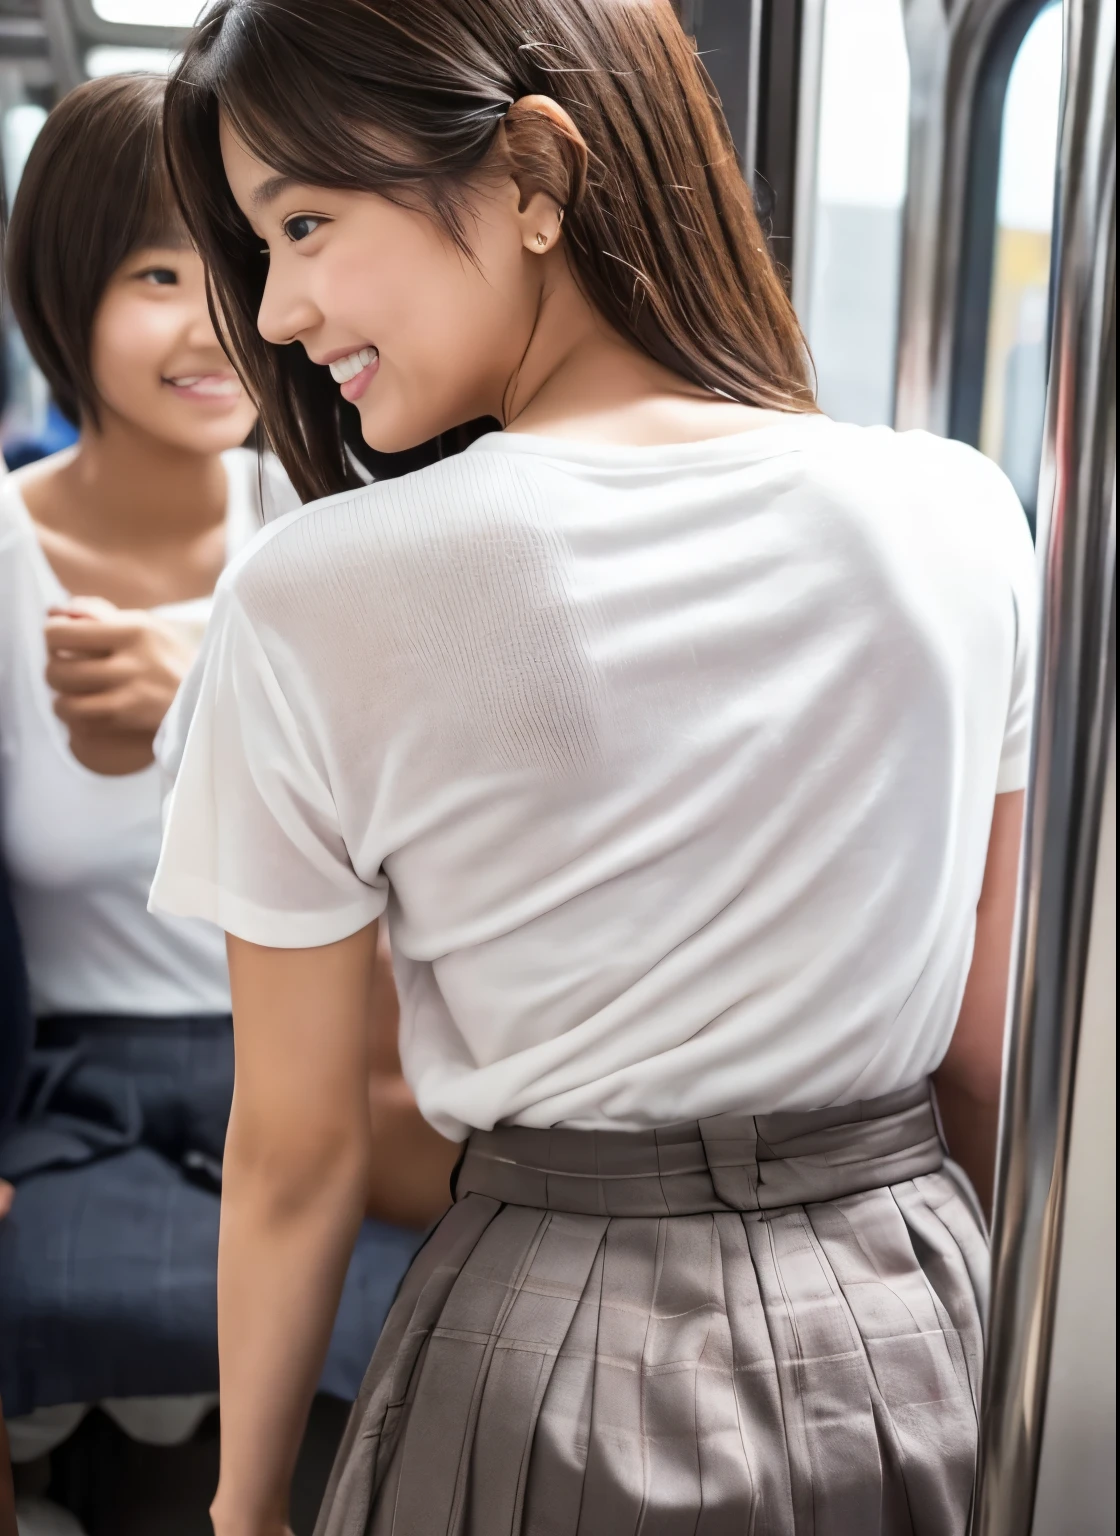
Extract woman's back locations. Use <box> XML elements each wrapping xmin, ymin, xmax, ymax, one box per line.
<box><xmin>155</xmin><ymin>416</ymin><xmax>1035</xmax><ymax>1140</ymax></box>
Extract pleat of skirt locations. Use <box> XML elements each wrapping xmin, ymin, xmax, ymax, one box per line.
<box><xmin>315</xmin><ymin>1081</ymin><xmax>987</xmax><ymax>1536</ymax></box>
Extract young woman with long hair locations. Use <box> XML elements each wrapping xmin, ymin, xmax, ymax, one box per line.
<box><xmin>152</xmin><ymin>2</ymin><xmax>1035</xmax><ymax>1532</ymax></box>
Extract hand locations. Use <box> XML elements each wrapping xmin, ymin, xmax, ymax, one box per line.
<box><xmin>210</xmin><ymin>1500</ymin><xmax>295</xmax><ymax>1536</ymax></box>
<box><xmin>0</xmin><ymin>1181</ymin><xmax>13</xmax><ymax>1220</ymax></box>
<box><xmin>44</xmin><ymin>597</ymin><xmax>196</xmax><ymax>774</ymax></box>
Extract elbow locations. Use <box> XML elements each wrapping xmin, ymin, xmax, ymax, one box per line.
<box><xmin>934</xmin><ymin>1052</ymin><xmax>1004</xmax><ymax>1112</ymax></box>
<box><xmin>224</xmin><ymin>1105</ymin><xmax>370</xmax><ymax>1221</ymax></box>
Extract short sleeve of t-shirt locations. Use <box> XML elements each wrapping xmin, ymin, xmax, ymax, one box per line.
<box><xmin>149</xmin><ymin>576</ymin><xmax>386</xmax><ymax>948</ymax></box>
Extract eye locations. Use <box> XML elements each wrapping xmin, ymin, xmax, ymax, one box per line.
<box><xmin>138</xmin><ymin>267</ymin><xmax>178</xmax><ymax>286</ymax></box>
<box><xmin>282</xmin><ymin>214</ymin><xmax>326</xmax><ymax>244</ymax></box>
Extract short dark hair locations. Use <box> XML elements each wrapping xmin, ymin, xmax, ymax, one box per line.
<box><xmin>5</xmin><ymin>74</ymin><xmax>185</xmax><ymax>427</ymax></box>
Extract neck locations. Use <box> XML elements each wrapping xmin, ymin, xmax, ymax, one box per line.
<box><xmin>499</xmin><ymin>256</ymin><xmax>708</xmax><ymax>434</ymax></box>
<box><xmin>500</xmin><ymin>266</ymin><xmax>603</xmax><ymax>428</ymax></box>
<box><xmin>54</xmin><ymin>412</ymin><xmax>228</xmax><ymax>547</ymax></box>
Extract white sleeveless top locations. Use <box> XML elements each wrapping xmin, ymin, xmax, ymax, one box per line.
<box><xmin>0</xmin><ymin>448</ymin><xmax>299</xmax><ymax>1018</ymax></box>
<box><xmin>151</xmin><ymin>419</ymin><xmax>1037</xmax><ymax>1138</ymax></box>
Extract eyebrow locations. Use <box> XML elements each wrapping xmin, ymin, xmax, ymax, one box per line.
<box><xmin>251</xmin><ymin>173</ymin><xmax>301</xmax><ymax>207</ymax></box>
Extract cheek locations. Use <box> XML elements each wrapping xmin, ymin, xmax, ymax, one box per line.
<box><xmin>90</xmin><ymin>297</ymin><xmax>177</xmax><ymax>410</ymax></box>
<box><xmin>361</xmin><ymin>204</ymin><xmax>514</xmax><ymax>324</ymax></box>
<box><xmin>347</xmin><ymin>221</ymin><xmax>528</xmax><ymax>388</ymax></box>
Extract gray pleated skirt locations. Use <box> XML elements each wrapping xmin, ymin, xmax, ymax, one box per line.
<box><xmin>316</xmin><ymin>1081</ymin><xmax>987</xmax><ymax>1536</ymax></box>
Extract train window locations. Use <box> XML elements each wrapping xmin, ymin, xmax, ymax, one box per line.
<box><xmin>85</xmin><ymin>45</ymin><xmax>177</xmax><ymax>76</ymax></box>
<box><xmin>1</xmin><ymin>103</ymin><xmax>50</xmax><ymax>447</ymax></box>
<box><xmin>1</xmin><ymin>102</ymin><xmax>47</xmax><ymax>208</ymax></box>
<box><xmin>977</xmin><ymin>1</ymin><xmax>1063</xmax><ymax>520</ymax></box>
<box><xmin>798</xmin><ymin>0</ymin><xmax>910</xmax><ymax>428</ymax></box>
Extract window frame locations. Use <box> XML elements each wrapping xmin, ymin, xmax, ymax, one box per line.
<box><xmin>948</xmin><ymin>0</ymin><xmax>1061</xmax><ymax>451</ymax></box>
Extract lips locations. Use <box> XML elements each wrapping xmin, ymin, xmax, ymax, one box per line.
<box><xmin>163</xmin><ymin>373</ymin><xmax>243</xmax><ymax>399</ymax></box>
<box><xmin>324</xmin><ymin>345</ymin><xmax>381</xmax><ymax>404</ymax></box>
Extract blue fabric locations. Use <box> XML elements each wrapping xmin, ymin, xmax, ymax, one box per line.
<box><xmin>0</xmin><ymin>1015</ymin><xmax>423</xmax><ymax>1416</ymax></box>
<box><xmin>2</xmin><ymin>402</ymin><xmax>80</xmax><ymax>472</ymax></box>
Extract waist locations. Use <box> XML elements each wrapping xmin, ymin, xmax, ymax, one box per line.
<box><xmin>36</xmin><ymin>1012</ymin><xmax>233</xmax><ymax>1047</ymax></box>
<box><xmin>455</xmin><ymin>1081</ymin><xmax>944</xmax><ymax>1214</ymax></box>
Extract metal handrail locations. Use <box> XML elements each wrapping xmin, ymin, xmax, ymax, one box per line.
<box><xmin>972</xmin><ymin>0</ymin><xmax>1116</xmax><ymax>1528</ymax></box>
<box><xmin>790</xmin><ymin>0</ymin><xmax>825</xmax><ymax>318</ymax></box>
<box><xmin>896</xmin><ymin>0</ymin><xmax>1054</xmax><ymax>435</ymax></box>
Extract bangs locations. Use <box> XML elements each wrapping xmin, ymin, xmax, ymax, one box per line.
<box><xmin>173</xmin><ymin>0</ymin><xmax>508</xmax><ymax>252</ymax></box>
<box><xmin>134</xmin><ymin>147</ymin><xmax>193</xmax><ymax>253</ymax></box>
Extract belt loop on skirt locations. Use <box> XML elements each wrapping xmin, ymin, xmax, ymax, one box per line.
<box><xmin>697</xmin><ymin>1111</ymin><xmax>761</xmax><ymax>1210</ymax></box>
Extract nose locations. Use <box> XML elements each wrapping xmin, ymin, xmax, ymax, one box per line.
<box><xmin>257</xmin><ymin>253</ymin><xmax>321</xmax><ymax>348</ymax></box>
<box><xmin>185</xmin><ymin>297</ymin><xmax>222</xmax><ymax>352</ymax></box>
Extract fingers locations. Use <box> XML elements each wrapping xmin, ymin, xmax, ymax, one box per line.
<box><xmin>45</xmin><ymin>651</ymin><xmax>133</xmax><ymax>696</ymax></box>
<box><xmin>0</xmin><ymin>1181</ymin><xmax>13</xmax><ymax>1220</ymax></box>
<box><xmin>48</xmin><ymin>595</ymin><xmax>119</xmax><ymax>622</ymax></box>
<box><xmin>44</xmin><ymin>614</ymin><xmax>142</xmax><ymax>658</ymax></box>
<box><xmin>53</xmin><ymin>684</ymin><xmax>137</xmax><ymax>726</ymax></box>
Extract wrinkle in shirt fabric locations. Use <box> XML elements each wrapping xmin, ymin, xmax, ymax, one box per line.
<box><xmin>315</xmin><ymin>1082</ymin><xmax>985</xmax><ymax>1535</ymax></box>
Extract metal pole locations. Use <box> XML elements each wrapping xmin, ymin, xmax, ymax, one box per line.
<box><xmin>39</xmin><ymin>0</ymin><xmax>83</xmax><ymax>93</ymax></box>
<box><xmin>895</xmin><ymin>0</ymin><xmax>1046</xmax><ymax>435</ymax></box>
<box><xmin>972</xmin><ymin>0</ymin><xmax>1116</xmax><ymax>1527</ymax></box>
<box><xmin>790</xmin><ymin>0</ymin><xmax>826</xmax><ymax>321</ymax></box>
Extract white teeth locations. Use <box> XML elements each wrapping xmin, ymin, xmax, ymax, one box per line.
<box><xmin>329</xmin><ymin>347</ymin><xmax>377</xmax><ymax>383</ymax></box>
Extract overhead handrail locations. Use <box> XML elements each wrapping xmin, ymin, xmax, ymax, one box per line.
<box><xmin>972</xmin><ymin>0</ymin><xmax>1116</xmax><ymax>1529</ymax></box>
<box><xmin>896</xmin><ymin>0</ymin><xmax>1056</xmax><ymax>435</ymax></box>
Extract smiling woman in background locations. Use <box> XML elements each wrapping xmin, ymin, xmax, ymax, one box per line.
<box><xmin>0</xmin><ymin>75</ymin><xmax>446</xmax><ymax>1531</ymax></box>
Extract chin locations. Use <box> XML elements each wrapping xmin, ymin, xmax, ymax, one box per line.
<box><xmin>357</xmin><ymin>402</ymin><xmax>458</xmax><ymax>458</ymax></box>
<box><xmin>160</xmin><ymin>416</ymin><xmax>258</xmax><ymax>457</ymax></box>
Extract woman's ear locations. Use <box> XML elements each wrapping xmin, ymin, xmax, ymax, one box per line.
<box><xmin>499</xmin><ymin>93</ymin><xmax>589</xmax><ymax>251</ymax></box>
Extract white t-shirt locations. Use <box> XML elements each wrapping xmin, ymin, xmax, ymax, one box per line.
<box><xmin>0</xmin><ymin>448</ymin><xmax>299</xmax><ymax>1018</ymax></box>
<box><xmin>151</xmin><ymin>418</ymin><xmax>1037</xmax><ymax>1138</ymax></box>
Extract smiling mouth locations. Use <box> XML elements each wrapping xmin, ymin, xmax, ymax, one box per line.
<box><xmin>163</xmin><ymin>374</ymin><xmax>243</xmax><ymax>397</ymax></box>
<box><xmin>329</xmin><ymin>346</ymin><xmax>379</xmax><ymax>383</ymax></box>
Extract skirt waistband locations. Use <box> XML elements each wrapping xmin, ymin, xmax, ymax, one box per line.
<box><xmin>455</xmin><ymin>1081</ymin><xmax>944</xmax><ymax>1215</ymax></box>
<box><xmin>36</xmin><ymin>1014</ymin><xmax>233</xmax><ymax>1046</ymax></box>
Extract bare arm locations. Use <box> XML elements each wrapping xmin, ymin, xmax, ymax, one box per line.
<box><xmin>210</xmin><ymin>923</ymin><xmax>379</xmax><ymax>1536</ymax></box>
<box><xmin>365</xmin><ymin>924</ymin><xmax>460</xmax><ymax>1229</ymax></box>
<box><xmin>934</xmin><ymin>790</ymin><xmax>1025</xmax><ymax>1219</ymax></box>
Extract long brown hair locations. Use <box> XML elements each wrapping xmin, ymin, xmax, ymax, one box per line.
<box><xmin>165</xmin><ymin>0</ymin><xmax>816</xmax><ymax>502</ymax></box>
